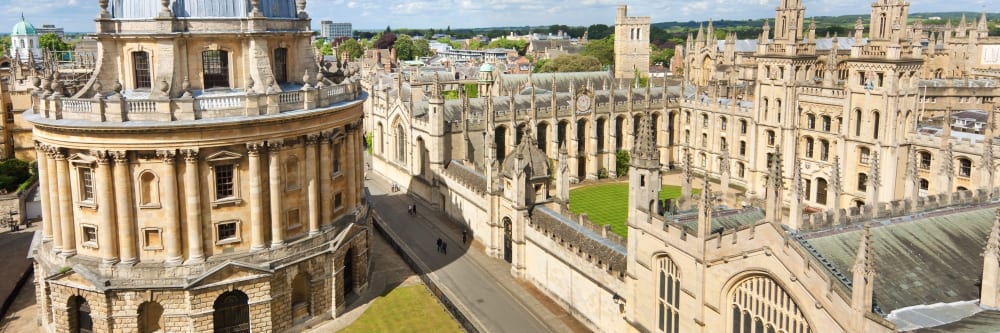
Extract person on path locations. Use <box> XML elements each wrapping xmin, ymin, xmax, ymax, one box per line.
<box><xmin>412</xmin><ymin>204</ymin><xmax>417</xmax><ymax>215</ymax></box>
<box><xmin>442</xmin><ymin>241</ymin><xmax>447</xmax><ymax>254</ymax></box>
<box><xmin>436</xmin><ymin>238</ymin><xmax>442</xmax><ymax>252</ymax></box>
<box><xmin>462</xmin><ymin>230</ymin><xmax>468</xmax><ymax>244</ymax></box>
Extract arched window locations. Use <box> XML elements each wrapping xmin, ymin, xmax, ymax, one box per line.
<box><xmin>806</xmin><ymin>114</ymin><xmax>815</xmax><ymax>129</ymax></box>
<box><xmin>685</xmin><ymin>111</ymin><xmax>691</xmax><ymax>124</ymax></box>
<box><xmin>701</xmin><ymin>133</ymin><xmax>708</xmax><ymax>148</ymax></box>
<box><xmin>730</xmin><ymin>276</ymin><xmax>810</xmax><ymax>333</ymax></box>
<box><xmin>702</xmin><ymin>114</ymin><xmax>709</xmax><ymax>128</ymax></box>
<box><xmin>762</xmin><ymin>98</ymin><xmax>769</xmax><ymax>120</ymax></box>
<box><xmin>739</xmin><ymin>141</ymin><xmax>747</xmax><ymax>156</ymax></box>
<box><xmin>859</xmin><ymin>147</ymin><xmax>871</xmax><ymax>165</ymax></box>
<box><xmin>872</xmin><ymin>111</ymin><xmax>881</xmax><ymax>139</ymax></box>
<box><xmin>720</xmin><ymin>116</ymin><xmax>728</xmax><ymax>131</ymax></box>
<box><xmin>919</xmin><ymin>178</ymin><xmax>929</xmax><ymax>197</ymax></box>
<box><xmin>958</xmin><ymin>158</ymin><xmax>972</xmax><ymax>177</ymax></box>
<box><xmin>804</xmin><ymin>138</ymin><xmax>814</xmax><ymax>158</ymax></box>
<box><xmin>814</xmin><ymin>62</ymin><xmax>826</xmax><ymax>79</ymax></box>
<box><xmin>69</xmin><ymin>296</ymin><xmax>92</xmax><ymax>333</ymax></box>
<box><xmin>273</xmin><ymin>48</ymin><xmax>288</xmax><ymax>84</ymax></box>
<box><xmin>837</xmin><ymin>62</ymin><xmax>848</xmax><ymax>81</ymax></box>
<box><xmin>700</xmin><ymin>153</ymin><xmax>708</xmax><ymax>167</ymax></box>
<box><xmin>821</xmin><ymin>116</ymin><xmax>831</xmax><ymax>132</ymax></box>
<box><xmin>958</xmin><ymin>186</ymin><xmax>969</xmax><ymax>192</ymax></box>
<box><xmin>139</xmin><ymin>171</ymin><xmax>159</xmax><ymax>207</ymax></box>
<box><xmin>816</xmin><ymin>178</ymin><xmax>828</xmax><ymax>205</ymax></box>
<box><xmin>202</xmin><ymin>50</ymin><xmax>230</xmax><ymax>89</ymax></box>
<box><xmin>138</xmin><ymin>301</ymin><xmax>164</xmax><ymax>333</ymax></box>
<box><xmin>132</xmin><ymin>51</ymin><xmax>151</xmax><ymax>89</ymax></box>
<box><xmin>858</xmin><ymin>173</ymin><xmax>868</xmax><ymax>192</ymax></box>
<box><xmin>657</xmin><ymin>256</ymin><xmax>680</xmax><ymax>333</ymax></box>
<box><xmin>291</xmin><ymin>272</ymin><xmax>312</xmax><ymax>322</ymax></box>
<box><xmin>720</xmin><ymin>137</ymin><xmax>728</xmax><ymax>152</ymax></box>
<box><xmin>919</xmin><ymin>151</ymin><xmax>931</xmax><ymax>170</ymax></box>
<box><xmin>766</xmin><ymin>130</ymin><xmax>775</xmax><ymax>146</ymax></box>
<box><xmin>395</xmin><ymin>124</ymin><xmax>406</xmax><ymax>163</ymax></box>
<box><xmin>854</xmin><ymin>109</ymin><xmax>863</xmax><ymax>137</ymax></box>
<box><xmin>740</xmin><ymin>120</ymin><xmax>748</xmax><ymax>134</ymax></box>
<box><xmin>819</xmin><ymin>140</ymin><xmax>830</xmax><ymax>161</ymax></box>
<box><xmin>213</xmin><ymin>290</ymin><xmax>250</xmax><ymax>333</ymax></box>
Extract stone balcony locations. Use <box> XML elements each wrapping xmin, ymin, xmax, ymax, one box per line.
<box><xmin>32</xmin><ymin>80</ymin><xmax>361</xmax><ymax>123</ymax></box>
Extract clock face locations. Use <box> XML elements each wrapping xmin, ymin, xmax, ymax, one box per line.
<box><xmin>577</xmin><ymin>94</ymin><xmax>592</xmax><ymax>111</ymax></box>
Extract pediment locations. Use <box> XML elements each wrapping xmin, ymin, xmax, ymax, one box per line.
<box><xmin>187</xmin><ymin>261</ymin><xmax>271</xmax><ymax>289</ymax></box>
<box><xmin>48</xmin><ymin>265</ymin><xmax>101</xmax><ymax>291</ymax></box>
<box><xmin>67</xmin><ymin>153</ymin><xmax>97</xmax><ymax>165</ymax></box>
<box><xmin>205</xmin><ymin>150</ymin><xmax>243</xmax><ymax>162</ymax></box>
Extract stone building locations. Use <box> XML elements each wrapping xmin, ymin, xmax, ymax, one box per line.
<box><xmin>9</xmin><ymin>15</ymin><xmax>42</xmax><ymax>64</ymax></box>
<box><xmin>613</xmin><ymin>5</ymin><xmax>650</xmax><ymax>80</ymax></box>
<box><xmin>26</xmin><ymin>1</ymin><xmax>371</xmax><ymax>332</ymax></box>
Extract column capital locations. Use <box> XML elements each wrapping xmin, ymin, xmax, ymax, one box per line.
<box><xmin>50</xmin><ymin>147</ymin><xmax>66</xmax><ymax>160</ymax></box>
<box><xmin>33</xmin><ymin>140</ymin><xmax>47</xmax><ymax>152</ymax></box>
<box><xmin>111</xmin><ymin>151</ymin><xmax>129</xmax><ymax>165</ymax></box>
<box><xmin>246</xmin><ymin>142</ymin><xmax>265</xmax><ymax>156</ymax></box>
<box><xmin>305</xmin><ymin>134</ymin><xmax>321</xmax><ymax>146</ymax></box>
<box><xmin>267</xmin><ymin>140</ymin><xmax>283</xmax><ymax>152</ymax></box>
<box><xmin>90</xmin><ymin>150</ymin><xmax>111</xmax><ymax>165</ymax></box>
<box><xmin>157</xmin><ymin>149</ymin><xmax>177</xmax><ymax>163</ymax></box>
<box><xmin>183</xmin><ymin>149</ymin><xmax>199</xmax><ymax>164</ymax></box>
<box><xmin>320</xmin><ymin>131</ymin><xmax>334</xmax><ymax>143</ymax></box>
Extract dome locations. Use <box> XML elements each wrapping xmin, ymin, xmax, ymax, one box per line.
<box><xmin>480</xmin><ymin>63</ymin><xmax>494</xmax><ymax>72</ymax></box>
<box><xmin>11</xmin><ymin>18</ymin><xmax>36</xmax><ymax>36</ymax></box>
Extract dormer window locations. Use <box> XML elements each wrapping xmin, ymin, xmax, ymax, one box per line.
<box><xmin>202</xmin><ymin>50</ymin><xmax>230</xmax><ymax>89</ymax></box>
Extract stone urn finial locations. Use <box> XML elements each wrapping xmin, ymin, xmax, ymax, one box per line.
<box><xmin>247</xmin><ymin>76</ymin><xmax>255</xmax><ymax>90</ymax></box>
<box><xmin>181</xmin><ymin>77</ymin><xmax>191</xmax><ymax>98</ymax></box>
<box><xmin>92</xmin><ymin>81</ymin><xmax>103</xmax><ymax>100</ymax></box>
<box><xmin>250</xmin><ymin>0</ymin><xmax>262</xmax><ymax>16</ymax></box>
<box><xmin>112</xmin><ymin>80</ymin><xmax>122</xmax><ymax>93</ymax></box>
<box><xmin>31</xmin><ymin>76</ymin><xmax>40</xmax><ymax>88</ymax></box>
<box><xmin>98</xmin><ymin>0</ymin><xmax>109</xmax><ymax>14</ymax></box>
<box><xmin>159</xmin><ymin>79</ymin><xmax>170</xmax><ymax>94</ymax></box>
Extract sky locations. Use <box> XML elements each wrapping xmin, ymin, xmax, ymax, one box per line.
<box><xmin>0</xmin><ymin>0</ymin><xmax>992</xmax><ymax>34</ymax></box>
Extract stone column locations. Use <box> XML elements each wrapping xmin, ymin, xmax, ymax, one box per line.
<box><xmin>183</xmin><ymin>149</ymin><xmax>205</xmax><ymax>263</ymax></box>
<box><xmin>319</xmin><ymin>133</ymin><xmax>333</xmax><ymax>226</ymax></box>
<box><xmin>94</xmin><ymin>151</ymin><xmax>118</xmax><ymax>265</ymax></box>
<box><xmin>354</xmin><ymin>126</ymin><xmax>364</xmax><ymax>205</ymax></box>
<box><xmin>305</xmin><ymin>135</ymin><xmax>320</xmax><ymax>235</ymax></box>
<box><xmin>55</xmin><ymin>149</ymin><xmax>76</xmax><ymax>257</ymax></box>
<box><xmin>158</xmin><ymin>150</ymin><xmax>182</xmax><ymax>265</ymax></box>
<box><xmin>269</xmin><ymin>142</ymin><xmax>285</xmax><ymax>247</ymax></box>
<box><xmin>247</xmin><ymin>143</ymin><xmax>267</xmax><ymax>251</ymax></box>
<box><xmin>346</xmin><ymin>126</ymin><xmax>358</xmax><ymax>208</ymax></box>
<box><xmin>112</xmin><ymin>151</ymin><xmax>138</xmax><ymax>264</ymax></box>
<box><xmin>34</xmin><ymin>143</ymin><xmax>52</xmax><ymax>242</ymax></box>
<box><xmin>47</xmin><ymin>148</ymin><xmax>62</xmax><ymax>254</ymax></box>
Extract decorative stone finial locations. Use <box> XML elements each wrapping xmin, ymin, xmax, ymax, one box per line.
<box><xmin>112</xmin><ymin>80</ymin><xmax>122</xmax><ymax>93</ymax></box>
<box><xmin>98</xmin><ymin>0</ymin><xmax>109</xmax><ymax>15</ymax></box>
<box><xmin>181</xmin><ymin>77</ymin><xmax>191</xmax><ymax>98</ymax></box>
<box><xmin>247</xmin><ymin>76</ymin><xmax>255</xmax><ymax>90</ymax></box>
<box><xmin>250</xmin><ymin>0</ymin><xmax>262</xmax><ymax>16</ymax></box>
<box><xmin>159</xmin><ymin>79</ymin><xmax>170</xmax><ymax>94</ymax></box>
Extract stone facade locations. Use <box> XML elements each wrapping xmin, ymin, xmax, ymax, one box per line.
<box><xmin>613</xmin><ymin>5</ymin><xmax>651</xmax><ymax>80</ymax></box>
<box><xmin>27</xmin><ymin>1</ymin><xmax>371</xmax><ymax>332</ymax></box>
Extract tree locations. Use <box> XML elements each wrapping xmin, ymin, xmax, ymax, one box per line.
<box><xmin>581</xmin><ymin>36</ymin><xmax>614</xmax><ymax>66</ymax></box>
<box><xmin>393</xmin><ymin>35</ymin><xmax>417</xmax><ymax>61</ymax></box>
<box><xmin>487</xmin><ymin>38</ymin><xmax>527</xmax><ymax>55</ymax></box>
<box><xmin>336</xmin><ymin>39</ymin><xmax>363</xmax><ymax>60</ymax></box>
<box><xmin>0</xmin><ymin>159</ymin><xmax>31</xmax><ymax>192</ymax></box>
<box><xmin>587</xmin><ymin>24</ymin><xmax>612</xmax><ymax>40</ymax></box>
<box><xmin>38</xmin><ymin>33</ymin><xmax>70</xmax><ymax>52</ymax></box>
<box><xmin>532</xmin><ymin>58</ymin><xmax>550</xmax><ymax>73</ymax></box>
<box><xmin>413</xmin><ymin>39</ymin><xmax>431</xmax><ymax>57</ymax></box>
<box><xmin>374</xmin><ymin>32</ymin><xmax>397</xmax><ymax>50</ymax></box>
<box><xmin>0</xmin><ymin>36</ymin><xmax>9</xmax><ymax>53</ymax></box>
<box><xmin>467</xmin><ymin>39</ymin><xmax>482</xmax><ymax>50</ymax></box>
<box><xmin>650</xmin><ymin>44</ymin><xmax>674</xmax><ymax>66</ymax></box>
<box><xmin>537</xmin><ymin>54</ymin><xmax>602</xmax><ymax>73</ymax></box>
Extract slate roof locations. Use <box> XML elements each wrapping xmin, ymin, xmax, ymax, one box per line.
<box><xmin>712</xmin><ymin>37</ymin><xmax>861</xmax><ymax>53</ymax></box>
<box><xmin>669</xmin><ymin>208</ymin><xmax>764</xmax><ymax>233</ymax></box>
<box><xmin>532</xmin><ymin>206</ymin><xmax>626</xmax><ymax>272</ymax></box>
<box><xmin>441</xmin><ymin>161</ymin><xmax>486</xmax><ymax>193</ymax></box>
<box><xmin>499</xmin><ymin>72</ymin><xmax>614</xmax><ymax>93</ymax></box>
<box><xmin>915</xmin><ymin>310</ymin><xmax>1000</xmax><ymax>333</ymax></box>
<box><xmin>805</xmin><ymin>206</ymin><xmax>996</xmax><ymax>313</ymax></box>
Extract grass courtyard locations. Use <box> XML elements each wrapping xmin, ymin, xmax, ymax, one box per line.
<box><xmin>339</xmin><ymin>284</ymin><xmax>462</xmax><ymax>333</ymax></box>
<box><xmin>568</xmin><ymin>182</ymin><xmax>695</xmax><ymax>238</ymax></box>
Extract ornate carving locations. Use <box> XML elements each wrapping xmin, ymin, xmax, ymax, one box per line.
<box><xmin>183</xmin><ymin>149</ymin><xmax>199</xmax><ymax>163</ymax></box>
<box><xmin>246</xmin><ymin>142</ymin><xmax>265</xmax><ymax>156</ymax></box>
<box><xmin>268</xmin><ymin>142</ymin><xmax>283</xmax><ymax>153</ymax></box>
<box><xmin>111</xmin><ymin>151</ymin><xmax>129</xmax><ymax>165</ymax></box>
<box><xmin>157</xmin><ymin>150</ymin><xmax>177</xmax><ymax>164</ymax></box>
<box><xmin>305</xmin><ymin>134</ymin><xmax>320</xmax><ymax>146</ymax></box>
<box><xmin>91</xmin><ymin>150</ymin><xmax>110</xmax><ymax>164</ymax></box>
<box><xmin>99</xmin><ymin>0</ymin><xmax>108</xmax><ymax>13</ymax></box>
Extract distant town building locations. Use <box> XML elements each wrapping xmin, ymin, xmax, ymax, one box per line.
<box><xmin>613</xmin><ymin>4</ymin><xmax>650</xmax><ymax>79</ymax></box>
<box><xmin>35</xmin><ymin>24</ymin><xmax>64</xmax><ymax>37</ymax></box>
<box><xmin>320</xmin><ymin>20</ymin><xmax>352</xmax><ymax>39</ymax></box>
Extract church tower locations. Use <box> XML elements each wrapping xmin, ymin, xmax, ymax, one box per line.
<box><xmin>627</xmin><ymin>111</ymin><xmax>661</xmax><ymax>230</ymax></box>
<box><xmin>613</xmin><ymin>5</ymin><xmax>650</xmax><ymax>80</ymax></box>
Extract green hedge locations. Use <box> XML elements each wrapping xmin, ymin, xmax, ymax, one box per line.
<box><xmin>0</xmin><ymin>159</ymin><xmax>32</xmax><ymax>192</ymax></box>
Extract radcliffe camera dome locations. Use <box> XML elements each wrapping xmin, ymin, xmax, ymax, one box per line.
<box><xmin>11</xmin><ymin>18</ymin><xmax>36</xmax><ymax>36</ymax></box>
<box><xmin>108</xmin><ymin>0</ymin><xmax>299</xmax><ymax>19</ymax></box>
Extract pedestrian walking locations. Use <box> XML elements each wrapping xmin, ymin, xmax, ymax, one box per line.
<box><xmin>412</xmin><ymin>204</ymin><xmax>417</xmax><ymax>215</ymax></box>
<box><xmin>436</xmin><ymin>238</ymin><xmax>442</xmax><ymax>252</ymax></box>
<box><xmin>442</xmin><ymin>242</ymin><xmax>447</xmax><ymax>254</ymax></box>
<box><xmin>462</xmin><ymin>230</ymin><xmax>468</xmax><ymax>244</ymax></box>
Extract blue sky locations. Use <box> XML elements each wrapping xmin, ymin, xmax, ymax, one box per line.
<box><xmin>0</xmin><ymin>0</ymin><xmax>992</xmax><ymax>33</ymax></box>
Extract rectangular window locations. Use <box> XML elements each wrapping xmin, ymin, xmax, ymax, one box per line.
<box><xmin>860</xmin><ymin>149</ymin><xmax>871</xmax><ymax>165</ymax></box>
<box><xmin>335</xmin><ymin>193</ymin><xmax>344</xmax><ymax>210</ymax></box>
<box><xmin>274</xmin><ymin>48</ymin><xmax>288</xmax><ymax>84</ymax></box>
<box><xmin>133</xmin><ymin>51</ymin><xmax>151</xmax><ymax>89</ymax></box>
<box><xmin>333</xmin><ymin>139</ymin><xmax>342</xmax><ymax>174</ymax></box>
<box><xmin>82</xmin><ymin>225</ymin><xmax>97</xmax><ymax>247</ymax></box>
<box><xmin>217</xmin><ymin>221</ymin><xmax>238</xmax><ymax>243</ymax></box>
<box><xmin>79</xmin><ymin>168</ymin><xmax>94</xmax><ymax>202</ymax></box>
<box><xmin>143</xmin><ymin>228</ymin><xmax>163</xmax><ymax>250</ymax></box>
<box><xmin>202</xmin><ymin>50</ymin><xmax>230</xmax><ymax>89</ymax></box>
<box><xmin>739</xmin><ymin>141</ymin><xmax>746</xmax><ymax>156</ymax></box>
<box><xmin>215</xmin><ymin>164</ymin><xmax>234</xmax><ymax>199</ymax></box>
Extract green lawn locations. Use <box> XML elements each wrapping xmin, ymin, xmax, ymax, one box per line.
<box><xmin>339</xmin><ymin>285</ymin><xmax>463</xmax><ymax>333</ymax></box>
<box><xmin>568</xmin><ymin>183</ymin><xmax>696</xmax><ymax>238</ymax></box>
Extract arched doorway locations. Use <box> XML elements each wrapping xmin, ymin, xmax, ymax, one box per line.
<box><xmin>213</xmin><ymin>290</ymin><xmax>250</xmax><ymax>333</ymax></box>
<box><xmin>138</xmin><ymin>301</ymin><xmax>164</xmax><ymax>333</ymax></box>
<box><xmin>69</xmin><ymin>296</ymin><xmax>93</xmax><ymax>333</ymax></box>
<box><xmin>344</xmin><ymin>248</ymin><xmax>355</xmax><ymax>296</ymax></box>
<box><xmin>503</xmin><ymin>217</ymin><xmax>513</xmax><ymax>263</ymax></box>
<box><xmin>291</xmin><ymin>273</ymin><xmax>311</xmax><ymax>323</ymax></box>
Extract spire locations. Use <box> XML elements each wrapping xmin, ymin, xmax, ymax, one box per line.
<box><xmin>707</xmin><ymin>20</ymin><xmax>716</xmax><ymax>43</ymax></box>
<box><xmin>765</xmin><ymin>147</ymin><xmax>784</xmax><ymax>222</ymax></box>
<box><xmin>980</xmin><ymin>10</ymin><xmax>990</xmax><ymax>31</ymax></box>
<box><xmin>959</xmin><ymin>13</ymin><xmax>967</xmax><ymax>28</ymax></box>
<box><xmin>696</xmin><ymin>23</ymin><xmax>705</xmax><ymax>43</ymax></box>
<box><xmin>697</xmin><ymin>173</ymin><xmax>714</xmax><ymax>238</ymax></box>
<box><xmin>632</xmin><ymin>111</ymin><xmax>659</xmax><ymax>168</ymax></box>
<box><xmin>981</xmin><ymin>209</ymin><xmax>1000</xmax><ymax>308</ymax></box>
<box><xmin>851</xmin><ymin>222</ymin><xmax>877</xmax><ymax>315</ymax></box>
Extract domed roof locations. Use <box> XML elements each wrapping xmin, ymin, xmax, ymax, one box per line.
<box><xmin>12</xmin><ymin>17</ymin><xmax>36</xmax><ymax>36</ymax></box>
<box><xmin>480</xmin><ymin>63</ymin><xmax>494</xmax><ymax>72</ymax></box>
<box><xmin>501</xmin><ymin>132</ymin><xmax>550</xmax><ymax>180</ymax></box>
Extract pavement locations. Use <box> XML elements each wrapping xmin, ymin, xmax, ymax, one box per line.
<box><xmin>364</xmin><ymin>172</ymin><xmax>589</xmax><ymax>333</ymax></box>
<box><xmin>0</xmin><ymin>223</ymin><xmax>38</xmax><ymax>331</ymax></box>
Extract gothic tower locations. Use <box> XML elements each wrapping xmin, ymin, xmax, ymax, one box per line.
<box><xmin>613</xmin><ymin>5</ymin><xmax>651</xmax><ymax>80</ymax></box>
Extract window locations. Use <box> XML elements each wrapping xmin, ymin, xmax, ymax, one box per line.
<box><xmin>133</xmin><ymin>51</ymin><xmax>151</xmax><ymax>89</ymax></box>
<box><xmin>872</xmin><ymin>111</ymin><xmax>881</xmax><ymax>139</ymax></box>
<box><xmin>335</xmin><ymin>192</ymin><xmax>344</xmax><ymax>210</ymax></box>
<box><xmin>685</xmin><ymin>111</ymin><xmax>691</xmax><ymax>124</ymax></box>
<box><xmin>804</xmin><ymin>179</ymin><xmax>812</xmax><ymax>200</ymax></box>
<box><xmin>730</xmin><ymin>276</ymin><xmax>810</xmax><ymax>333</ymax></box>
<box><xmin>720</xmin><ymin>117</ymin><xmax>728</xmax><ymax>130</ymax></box>
<box><xmin>701</xmin><ymin>114</ymin><xmax>708</xmax><ymax>128</ymax></box>
<box><xmin>215</xmin><ymin>220</ymin><xmax>241</xmax><ymax>245</ymax></box>
<box><xmin>333</xmin><ymin>136</ymin><xmax>342</xmax><ymax>174</ymax></box>
<box><xmin>822</xmin><ymin>116</ymin><xmax>831</xmax><ymax>132</ymax></box>
<box><xmin>958</xmin><ymin>158</ymin><xmax>972</xmax><ymax>177</ymax></box>
<box><xmin>820</xmin><ymin>140</ymin><xmax>830</xmax><ymax>161</ymax></box>
<box><xmin>805</xmin><ymin>138</ymin><xmax>814</xmax><ymax>158</ymax></box>
<box><xmin>919</xmin><ymin>151</ymin><xmax>931</xmax><ymax>170</ymax></box>
<box><xmin>69</xmin><ymin>296</ymin><xmax>93</xmax><ymax>333</ymax></box>
<box><xmin>207</xmin><ymin>150</ymin><xmax>243</xmax><ymax>207</ymax></box>
<box><xmin>700</xmin><ymin>153</ymin><xmax>707</xmax><ymax>167</ymax></box>
<box><xmin>213</xmin><ymin>291</ymin><xmax>250</xmax><ymax>333</ymax></box>
<box><xmin>273</xmin><ymin>48</ymin><xmax>288</xmax><ymax>84</ymax></box>
<box><xmin>739</xmin><ymin>141</ymin><xmax>746</xmax><ymax>156</ymax></box>
<box><xmin>215</xmin><ymin>164</ymin><xmax>235</xmax><ymax>199</ymax></box>
<box><xmin>657</xmin><ymin>257</ymin><xmax>680</xmax><ymax>333</ymax></box>
<box><xmin>143</xmin><ymin>228</ymin><xmax>163</xmax><ymax>250</ymax></box>
<box><xmin>737</xmin><ymin>162</ymin><xmax>745</xmax><ymax>178</ymax></box>
<box><xmin>854</xmin><ymin>109</ymin><xmax>863</xmax><ymax>137</ymax></box>
<box><xmin>701</xmin><ymin>134</ymin><xmax>708</xmax><ymax>148</ymax></box>
<box><xmin>720</xmin><ymin>138</ymin><xmax>727</xmax><ymax>151</ymax></box>
<box><xmin>684</xmin><ymin>130</ymin><xmax>690</xmax><ymax>144</ymax></box>
<box><xmin>806</xmin><ymin>114</ymin><xmax>815</xmax><ymax>129</ymax></box>
<box><xmin>858</xmin><ymin>173</ymin><xmax>868</xmax><ymax>192</ymax></box>
<box><xmin>82</xmin><ymin>225</ymin><xmax>98</xmax><ymax>248</ymax></box>
<box><xmin>919</xmin><ymin>178</ymin><xmax>929</xmax><ymax>197</ymax></box>
<box><xmin>860</xmin><ymin>147</ymin><xmax>871</xmax><ymax>165</ymax></box>
<box><xmin>740</xmin><ymin>120</ymin><xmax>748</xmax><ymax>134</ymax></box>
<box><xmin>286</xmin><ymin>209</ymin><xmax>301</xmax><ymax>229</ymax></box>
<box><xmin>79</xmin><ymin>167</ymin><xmax>94</xmax><ymax>202</ymax></box>
<box><xmin>766</xmin><ymin>130</ymin><xmax>775</xmax><ymax>146</ymax></box>
<box><xmin>202</xmin><ymin>50</ymin><xmax>230</xmax><ymax>89</ymax></box>
<box><xmin>816</xmin><ymin>178</ymin><xmax>828</xmax><ymax>205</ymax></box>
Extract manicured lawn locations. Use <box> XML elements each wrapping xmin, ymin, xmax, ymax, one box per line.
<box><xmin>568</xmin><ymin>182</ymin><xmax>696</xmax><ymax>238</ymax></box>
<box><xmin>339</xmin><ymin>285</ymin><xmax>463</xmax><ymax>333</ymax></box>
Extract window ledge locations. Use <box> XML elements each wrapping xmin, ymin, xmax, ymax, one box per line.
<box><xmin>285</xmin><ymin>185</ymin><xmax>302</xmax><ymax>192</ymax></box>
<box><xmin>143</xmin><ymin>245</ymin><xmax>163</xmax><ymax>251</ymax></box>
<box><xmin>82</xmin><ymin>241</ymin><xmax>98</xmax><ymax>249</ymax></box>
<box><xmin>216</xmin><ymin>238</ymin><xmax>241</xmax><ymax>246</ymax></box>
<box><xmin>211</xmin><ymin>197</ymin><xmax>242</xmax><ymax>208</ymax></box>
<box><xmin>76</xmin><ymin>201</ymin><xmax>97</xmax><ymax>210</ymax></box>
<box><xmin>139</xmin><ymin>203</ymin><xmax>162</xmax><ymax>209</ymax></box>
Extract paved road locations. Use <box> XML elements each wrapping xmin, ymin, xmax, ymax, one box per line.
<box><xmin>367</xmin><ymin>173</ymin><xmax>575</xmax><ymax>333</ymax></box>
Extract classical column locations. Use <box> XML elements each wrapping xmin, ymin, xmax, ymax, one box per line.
<box><xmin>47</xmin><ymin>148</ymin><xmax>62</xmax><ymax>253</ymax></box>
<box><xmin>268</xmin><ymin>142</ymin><xmax>285</xmax><ymax>247</ymax></box>
<box><xmin>247</xmin><ymin>143</ymin><xmax>267</xmax><ymax>251</ymax></box>
<box><xmin>183</xmin><ymin>149</ymin><xmax>205</xmax><ymax>263</ymax></box>
<box><xmin>34</xmin><ymin>143</ymin><xmax>52</xmax><ymax>242</ymax></box>
<box><xmin>158</xmin><ymin>150</ymin><xmax>182</xmax><ymax>265</ymax></box>
<box><xmin>55</xmin><ymin>149</ymin><xmax>76</xmax><ymax>257</ymax></box>
<box><xmin>94</xmin><ymin>151</ymin><xmax>118</xmax><ymax>265</ymax></box>
<box><xmin>346</xmin><ymin>126</ymin><xmax>358</xmax><ymax>208</ymax></box>
<box><xmin>112</xmin><ymin>151</ymin><xmax>138</xmax><ymax>264</ymax></box>
<box><xmin>319</xmin><ymin>132</ymin><xmax>333</xmax><ymax>226</ymax></box>
<box><xmin>305</xmin><ymin>135</ymin><xmax>320</xmax><ymax>235</ymax></box>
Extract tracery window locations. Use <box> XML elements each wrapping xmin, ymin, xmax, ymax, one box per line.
<box><xmin>657</xmin><ymin>256</ymin><xmax>680</xmax><ymax>333</ymax></box>
<box><xmin>730</xmin><ymin>275</ymin><xmax>811</xmax><ymax>333</ymax></box>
